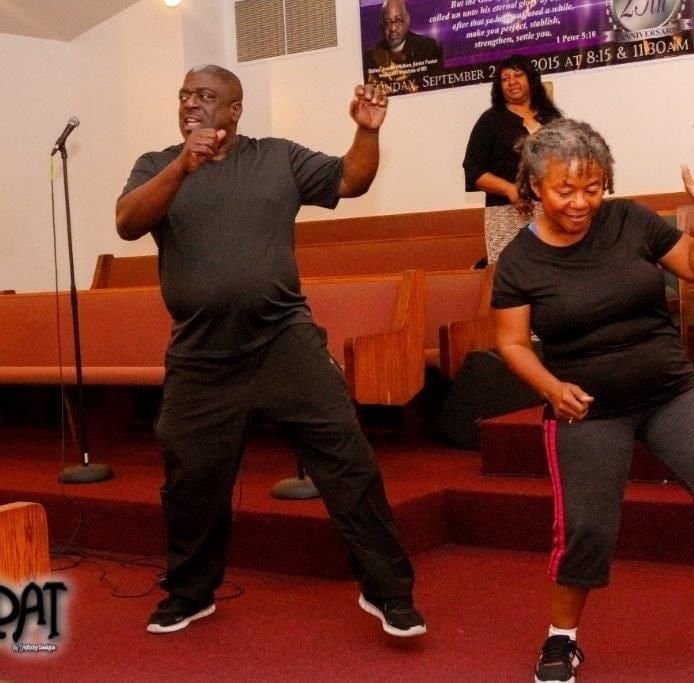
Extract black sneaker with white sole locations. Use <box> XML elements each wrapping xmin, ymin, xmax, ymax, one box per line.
<box><xmin>358</xmin><ymin>593</ymin><xmax>426</xmax><ymax>637</ymax></box>
<box><xmin>147</xmin><ymin>595</ymin><xmax>215</xmax><ymax>634</ymax></box>
<box><xmin>534</xmin><ymin>635</ymin><xmax>585</xmax><ymax>683</ymax></box>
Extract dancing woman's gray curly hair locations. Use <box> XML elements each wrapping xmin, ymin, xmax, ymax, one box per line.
<box><xmin>516</xmin><ymin>119</ymin><xmax>615</xmax><ymax>215</ymax></box>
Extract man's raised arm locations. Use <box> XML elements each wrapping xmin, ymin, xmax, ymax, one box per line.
<box><xmin>116</xmin><ymin>158</ymin><xmax>188</xmax><ymax>241</ymax></box>
<box><xmin>339</xmin><ymin>84</ymin><xmax>388</xmax><ymax>198</ymax></box>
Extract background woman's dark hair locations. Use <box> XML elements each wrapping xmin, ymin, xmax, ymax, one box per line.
<box><xmin>491</xmin><ymin>54</ymin><xmax>560</xmax><ymax>116</ymax></box>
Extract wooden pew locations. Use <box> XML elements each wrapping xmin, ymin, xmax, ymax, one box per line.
<box><xmin>0</xmin><ymin>287</ymin><xmax>170</xmax><ymax>385</ymax></box>
<box><xmin>295</xmin><ymin>234</ymin><xmax>485</xmax><ymax>277</ymax></box>
<box><xmin>423</xmin><ymin>268</ymin><xmax>496</xmax><ymax>379</ymax></box>
<box><xmin>91</xmin><ymin>193</ymin><xmax>693</xmax><ymax>288</ymax></box>
<box><xmin>302</xmin><ymin>270</ymin><xmax>425</xmax><ymax>405</ymax></box>
<box><xmin>91</xmin><ymin>254</ymin><xmax>159</xmax><ymax>289</ymax></box>
<box><xmin>90</xmin><ymin>207</ymin><xmax>486</xmax><ymax>288</ymax></box>
<box><xmin>91</xmin><ymin>234</ymin><xmax>485</xmax><ymax>287</ymax></box>
<box><xmin>88</xmin><ymin>264</ymin><xmax>484</xmax><ymax>388</ymax></box>
<box><xmin>294</xmin><ymin>206</ymin><xmax>485</xmax><ymax>244</ymax></box>
<box><xmin>0</xmin><ymin>273</ymin><xmax>424</xmax><ymax>407</ymax></box>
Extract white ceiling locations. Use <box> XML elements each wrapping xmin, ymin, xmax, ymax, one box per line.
<box><xmin>0</xmin><ymin>0</ymin><xmax>145</xmax><ymax>41</ymax></box>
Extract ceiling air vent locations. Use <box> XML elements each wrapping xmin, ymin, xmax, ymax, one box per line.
<box><xmin>235</xmin><ymin>0</ymin><xmax>337</xmax><ymax>62</ymax></box>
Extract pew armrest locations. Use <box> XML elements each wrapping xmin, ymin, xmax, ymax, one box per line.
<box><xmin>439</xmin><ymin>315</ymin><xmax>496</xmax><ymax>380</ymax></box>
<box><xmin>344</xmin><ymin>270</ymin><xmax>425</xmax><ymax>405</ymax></box>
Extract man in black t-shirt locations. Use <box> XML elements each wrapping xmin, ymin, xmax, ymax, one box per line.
<box><xmin>116</xmin><ymin>65</ymin><xmax>426</xmax><ymax>639</ymax></box>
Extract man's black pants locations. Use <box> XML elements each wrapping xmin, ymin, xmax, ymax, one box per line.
<box><xmin>155</xmin><ymin>322</ymin><xmax>415</xmax><ymax>603</ymax></box>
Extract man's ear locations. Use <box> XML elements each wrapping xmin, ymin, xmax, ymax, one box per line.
<box><xmin>232</xmin><ymin>102</ymin><xmax>243</xmax><ymax>122</ymax></box>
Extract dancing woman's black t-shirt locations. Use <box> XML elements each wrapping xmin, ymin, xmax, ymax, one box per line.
<box><xmin>492</xmin><ymin>198</ymin><xmax>694</xmax><ymax>418</ymax></box>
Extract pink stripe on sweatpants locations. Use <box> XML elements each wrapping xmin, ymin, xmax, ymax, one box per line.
<box><xmin>544</xmin><ymin>419</ymin><xmax>566</xmax><ymax>582</ymax></box>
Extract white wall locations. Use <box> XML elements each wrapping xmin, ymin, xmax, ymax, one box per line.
<box><xmin>196</xmin><ymin>1</ymin><xmax>694</xmax><ymax>221</ymax></box>
<box><xmin>1</xmin><ymin>0</ymin><xmax>693</xmax><ymax>291</ymax></box>
<box><xmin>68</xmin><ymin>0</ymin><xmax>185</xmax><ymax>288</ymax></box>
<box><xmin>0</xmin><ymin>34</ymin><xmax>71</xmax><ymax>292</ymax></box>
<box><xmin>550</xmin><ymin>58</ymin><xmax>694</xmax><ymax>196</ymax></box>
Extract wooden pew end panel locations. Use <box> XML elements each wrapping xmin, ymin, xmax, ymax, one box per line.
<box><xmin>344</xmin><ymin>270</ymin><xmax>425</xmax><ymax>406</ymax></box>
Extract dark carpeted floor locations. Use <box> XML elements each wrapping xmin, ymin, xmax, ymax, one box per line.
<box><xmin>2</xmin><ymin>545</ymin><xmax>692</xmax><ymax>682</ymax></box>
<box><xmin>1</xmin><ymin>401</ymin><xmax>692</xmax><ymax>680</ymax></box>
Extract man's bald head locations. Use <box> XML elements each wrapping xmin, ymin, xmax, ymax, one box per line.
<box><xmin>186</xmin><ymin>64</ymin><xmax>243</xmax><ymax>102</ymax></box>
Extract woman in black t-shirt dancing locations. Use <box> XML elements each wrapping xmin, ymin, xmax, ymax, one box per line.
<box><xmin>492</xmin><ymin>118</ymin><xmax>694</xmax><ymax>683</ymax></box>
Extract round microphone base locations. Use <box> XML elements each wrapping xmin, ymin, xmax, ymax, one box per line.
<box><xmin>59</xmin><ymin>463</ymin><xmax>114</xmax><ymax>484</ymax></box>
<box><xmin>270</xmin><ymin>476</ymin><xmax>320</xmax><ymax>500</ymax></box>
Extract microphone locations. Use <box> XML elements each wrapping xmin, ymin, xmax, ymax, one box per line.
<box><xmin>51</xmin><ymin>116</ymin><xmax>80</xmax><ymax>156</ymax></box>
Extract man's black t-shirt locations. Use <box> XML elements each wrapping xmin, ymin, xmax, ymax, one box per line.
<box><xmin>121</xmin><ymin>135</ymin><xmax>342</xmax><ymax>358</ymax></box>
<box><xmin>492</xmin><ymin>198</ymin><xmax>694</xmax><ymax>418</ymax></box>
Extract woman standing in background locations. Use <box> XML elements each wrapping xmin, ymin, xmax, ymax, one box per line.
<box><xmin>463</xmin><ymin>54</ymin><xmax>562</xmax><ymax>263</ymax></box>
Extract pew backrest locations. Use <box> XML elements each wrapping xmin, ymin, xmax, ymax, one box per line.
<box><xmin>1</xmin><ymin>273</ymin><xmax>425</xmax><ymax>406</ymax></box>
<box><xmin>0</xmin><ymin>287</ymin><xmax>169</xmax><ymax>385</ymax></box>
<box><xmin>302</xmin><ymin>270</ymin><xmax>425</xmax><ymax>405</ymax></box>
<box><xmin>422</xmin><ymin>268</ymin><xmax>495</xmax><ymax>377</ymax></box>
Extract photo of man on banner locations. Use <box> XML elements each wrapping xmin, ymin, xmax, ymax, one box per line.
<box><xmin>363</xmin><ymin>0</ymin><xmax>443</xmax><ymax>95</ymax></box>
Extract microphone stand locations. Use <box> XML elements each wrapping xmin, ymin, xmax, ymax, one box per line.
<box><xmin>56</xmin><ymin>143</ymin><xmax>113</xmax><ymax>483</ymax></box>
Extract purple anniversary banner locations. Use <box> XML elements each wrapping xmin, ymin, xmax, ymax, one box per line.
<box><xmin>360</xmin><ymin>0</ymin><xmax>694</xmax><ymax>95</ymax></box>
